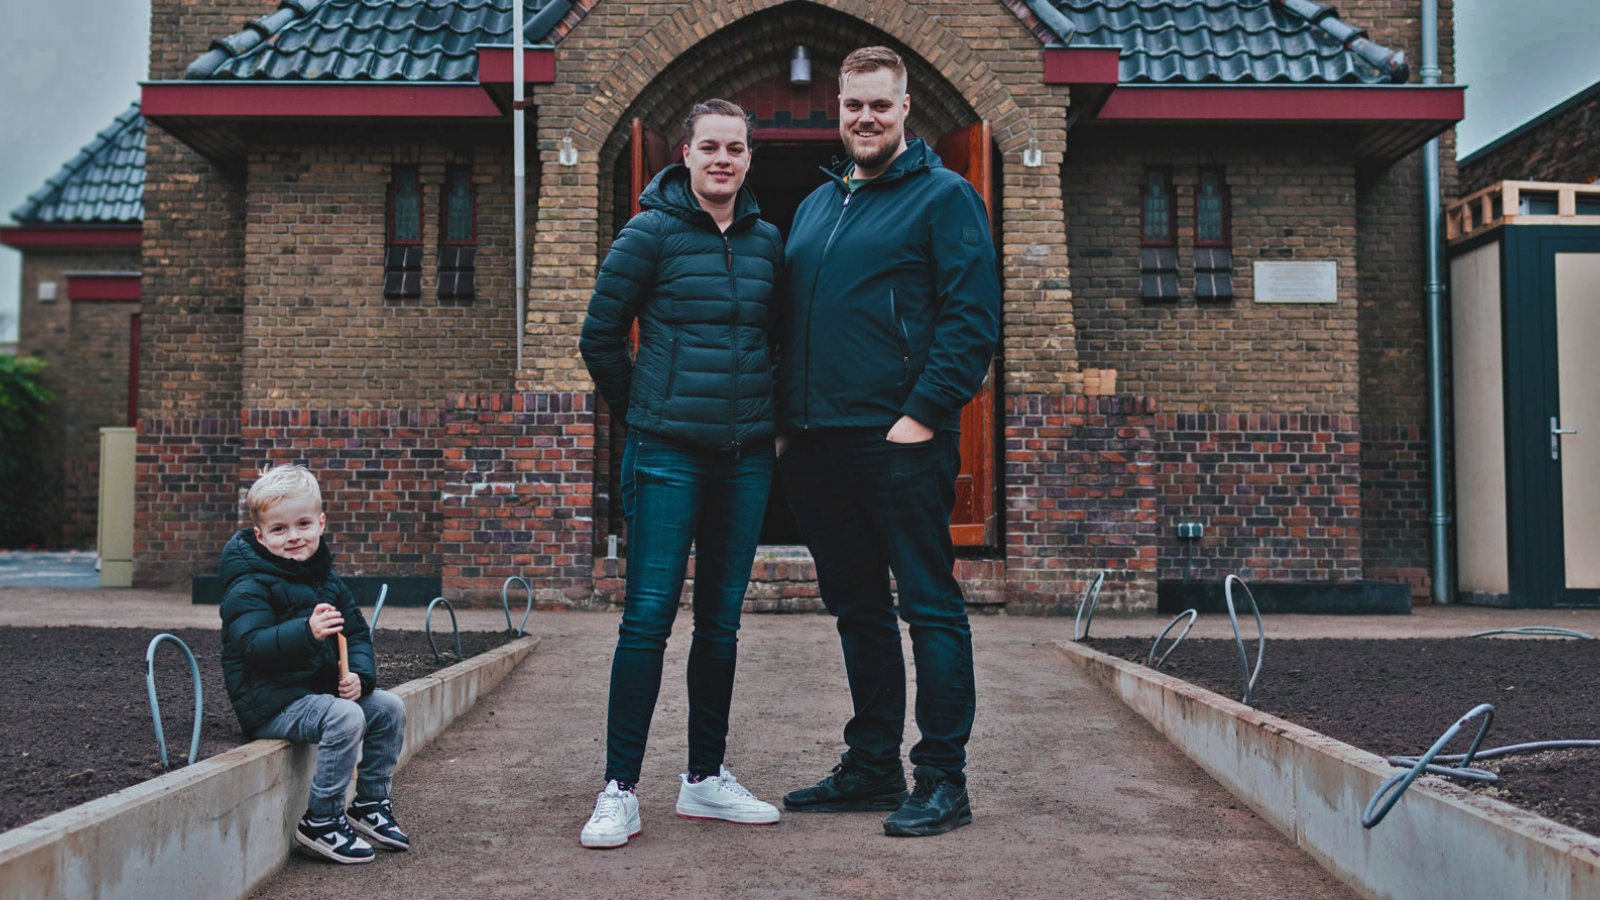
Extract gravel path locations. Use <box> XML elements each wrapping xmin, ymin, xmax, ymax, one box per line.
<box><xmin>252</xmin><ymin>612</ymin><xmax>1353</xmax><ymax>899</ymax></box>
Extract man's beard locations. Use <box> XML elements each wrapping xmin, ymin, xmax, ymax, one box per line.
<box><xmin>848</xmin><ymin>132</ymin><xmax>899</xmax><ymax>173</ymax></box>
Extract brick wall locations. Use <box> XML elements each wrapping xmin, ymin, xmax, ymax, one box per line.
<box><xmin>1066</xmin><ymin>141</ymin><xmax>1361</xmax><ymax>414</ymax></box>
<box><xmin>1459</xmin><ymin>87</ymin><xmax>1600</xmax><ymax>193</ymax></box>
<box><xmin>1004</xmin><ymin>393</ymin><xmax>1159</xmax><ymax>613</ymax></box>
<box><xmin>14</xmin><ymin>249</ymin><xmax>139</xmax><ymax>547</ymax></box>
<box><xmin>136</xmin><ymin>127</ymin><xmax>247</xmax><ymax>584</ymax></box>
<box><xmin>1156</xmin><ymin>413</ymin><xmax>1363</xmax><ymax>583</ymax></box>
<box><xmin>242</xmin><ymin>141</ymin><xmax>520</xmax><ymax>409</ymax></box>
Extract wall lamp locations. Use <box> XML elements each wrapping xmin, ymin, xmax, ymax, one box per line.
<box><xmin>1022</xmin><ymin>136</ymin><xmax>1043</xmax><ymax>168</ymax></box>
<box><xmin>558</xmin><ymin>136</ymin><xmax>578</xmax><ymax>166</ymax></box>
<box><xmin>790</xmin><ymin>46</ymin><xmax>812</xmax><ymax>86</ymax></box>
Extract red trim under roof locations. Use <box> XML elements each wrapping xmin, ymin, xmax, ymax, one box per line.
<box><xmin>476</xmin><ymin>48</ymin><xmax>558</xmax><ymax>84</ymax></box>
<box><xmin>0</xmin><ymin>225</ymin><xmax>142</xmax><ymax>249</ymax></box>
<box><xmin>67</xmin><ymin>273</ymin><xmax>141</xmax><ymax>302</ymax></box>
<box><xmin>1043</xmin><ymin>48</ymin><xmax>1121</xmax><ymax>85</ymax></box>
<box><xmin>1095</xmin><ymin>86</ymin><xmax>1464</xmax><ymax>123</ymax></box>
<box><xmin>141</xmin><ymin>83</ymin><xmax>504</xmax><ymax>119</ymax></box>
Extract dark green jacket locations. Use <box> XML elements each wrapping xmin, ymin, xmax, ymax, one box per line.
<box><xmin>218</xmin><ymin>530</ymin><xmax>376</xmax><ymax>735</ymax></box>
<box><xmin>579</xmin><ymin>163</ymin><xmax>784</xmax><ymax>452</ymax></box>
<box><xmin>777</xmin><ymin>139</ymin><xmax>1000</xmax><ymax>432</ymax></box>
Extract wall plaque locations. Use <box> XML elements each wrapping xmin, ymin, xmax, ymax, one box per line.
<box><xmin>1253</xmin><ymin>260</ymin><xmax>1337</xmax><ymax>304</ymax></box>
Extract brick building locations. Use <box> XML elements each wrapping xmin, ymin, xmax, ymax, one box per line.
<box><xmin>1</xmin><ymin>104</ymin><xmax>145</xmax><ymax>548</ymax></box>
<box><xmin>1459</xmin><ymin>77</ymin><xmax>1600</xmax><ymax>193</ymax></box>
<box><xmin>121</xmin><ymin>0</ymin><xmax>1461</xmax><ymax>610</ymax></box>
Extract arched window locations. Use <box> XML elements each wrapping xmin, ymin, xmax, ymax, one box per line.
<box><xmin>385</xmin><ymin>166</ymin><xmax>423</xmax><ymax>299</ymax></box>
<box><xmin>1194</xmin><ymin>168</ymin><xmax>1233</xmax><ymax>301</ymax></box>
<box><xmin>438</xmin><ymin>165</ymin><xmax>476</xmax><ymax>300</ymax></box>
<box><xmin>1139</xmin><ymin>168</ymin><xmax>1178</xmax><ymax>300</ymax></box>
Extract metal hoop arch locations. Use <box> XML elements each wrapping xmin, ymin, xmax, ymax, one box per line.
<box><xmin>1072</xmin><ymin>571</ymin><xmax>1107</xmax><ymax>641</ymax></box>
<box><xmin>1223</xmin><ymin>574</ymin><xmax>1265</xmax><ymax>705</ymax></box>
<box><xmin>424</xmin><ymin>596</ymin><xmax>464</xmax><ymax>665</ymax></box>
<box><xmin>1468</xmin><ymin>626</ymin><xmax>1593</xmax><ymax>640</ymax></box>
<box><xmin>1147</xmin><ymin>609</ymin><xmax>1198</xmax><ymax>669</ymax></box>
<box><xmin>1362</xmin><ymin>703</ymin><xmax>1497</xmax><ymax>829</ymax></box>
<box><xmin>369</xmin><ymin>583</ymin><xmax>388</xmax><ymax>631</ymax></box>
<box><xmin>146</xmin><ymin>633</ymin><xmax>204</xmax><ymax>769</ymax></box>
<box><xmin>501</xmin><ymin>576</ymin><xmax>534</xmax><ymax>638</ymax></box>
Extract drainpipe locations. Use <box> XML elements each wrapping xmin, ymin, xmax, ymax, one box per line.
<box><xmin>513</xmin><ymin>0</ymin><xmax>526</xmax><ymax>373</ymax></box>
<box><xmin>1421</xmin><ymin>0</ymin><xmax>1452</xmax><ymax>602</ymax></box>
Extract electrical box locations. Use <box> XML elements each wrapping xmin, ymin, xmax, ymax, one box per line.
<box><xmin>98</xmin><ymin>427</ymin><xmax>137</xmax><ymax>587</ymax></box>
<box><xmin>1177</xmin><ymin>521</ymin><xmax>1205</xmax><ymax>540</ymax></box>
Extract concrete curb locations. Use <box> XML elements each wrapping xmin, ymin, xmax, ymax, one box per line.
<box><xmin>1057</xmin><ymin>640</ymin><xmax>1600</xmax><ymax>900</ymax></box>
<box><xmin>0</xmin><ymin>635</ymin><xmax>537</xmax><ymax>900</ymax></box>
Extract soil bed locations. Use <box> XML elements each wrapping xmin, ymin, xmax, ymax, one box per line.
<box><xmin>1090</xmin><ymin>637</ymin><xmax>1600</xmax><ymax>838</ymax></box>
<box><xmin>0</xmin><ymin>625</ymin><xmax>512</xmax><ymax>833</ymax></box>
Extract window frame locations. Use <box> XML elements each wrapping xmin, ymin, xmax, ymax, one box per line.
<box><xmin>387</xmin><ymin>165</ymin><xmax>424</xmax><ymax>248</ymax></box>
<box><xmin>438</xmin><ymin>165</ymin><xmax>477</xmax><ymax>247</ymax></box>
<box><xmin>1139</xmin><ymin>167</ymin><xmax>1176</xmax><ymax>248</ymax></box>
<box><xmin>1194</xmin><ymin>166</ymin><xmax>1232</xmax><ymax>249</ymax></box>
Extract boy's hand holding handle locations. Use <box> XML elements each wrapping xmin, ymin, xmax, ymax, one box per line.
<box><xmin>308</xmin><ymin>602</ymin><xmax>344</xmax><ymax>640</ymax></box>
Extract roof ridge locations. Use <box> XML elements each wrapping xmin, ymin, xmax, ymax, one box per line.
<box><xmin>1270</xmin><ymin>0</ymin><xmax>1408</xmax><ymax>82</ymax></box>
<box><xmin>12</xmin><ymin>102</ymin><xmax>145</xmax><ymax>224</ymax></box>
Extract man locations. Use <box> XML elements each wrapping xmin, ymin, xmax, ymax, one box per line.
<box><xmin>775</xmin><ymin>45</ymin><xmax>1000</xmax><ymax>837</ymax></box>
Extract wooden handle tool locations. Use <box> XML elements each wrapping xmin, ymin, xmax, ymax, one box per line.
<box><xmin>337</xmin><ymin>633</ymin><xmax>349</xmax><ymax>682</ymax></box>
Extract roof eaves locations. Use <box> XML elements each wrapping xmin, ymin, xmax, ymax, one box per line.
<box><xmin>1271</xmin><ymin>0</ymin><xmax>1409</xmax><ymax>83</ymax></box>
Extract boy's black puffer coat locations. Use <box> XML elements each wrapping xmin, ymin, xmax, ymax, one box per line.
<box><xmin>579</xmin><ymin>163</ymin><xmax>783</xmax><ymax>452</ymax></box>
<box><xmin>218</xmin><ymin>530</ymin><xmax>376</xmax><ymax>735</ymax></box>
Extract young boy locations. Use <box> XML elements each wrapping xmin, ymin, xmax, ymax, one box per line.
<box><xmin>219</xmin><ymin>464</ymin><xmax>410</xmax><ymax>864</ymax></box>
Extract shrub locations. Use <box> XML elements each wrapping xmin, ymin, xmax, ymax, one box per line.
<box><xmin>0</xmin><ymin>356</ymin><xmax>53</xmax><ymax>547</ymax></box>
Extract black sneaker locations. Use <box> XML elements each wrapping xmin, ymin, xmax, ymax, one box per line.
<box><xmin>294</xmin><ymin>812</ymin><xmax>376</xmax><ymax>864</ymax></box>
<box><xmin>782</xmin><ymin>754</ymin><xmax>908</xmax><ymax>812</ymax></box>
<box><xmin>882</xmin><ymin>775</ymin><xmax>973</xmax><ymax>837</ymax></box>
<box><xmin>348</xmin><ymin>797</ymin><xmax>411</xmax><ymax>851</ymax></box>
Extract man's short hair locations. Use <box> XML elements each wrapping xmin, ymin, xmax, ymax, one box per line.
<box><xmin>840</xmin><ymin>46</ymin><xmax>907</xmax><ymax>93</ymax></box>
<box><xmin>246</xmin><ymin>464</ymin><xmax>322</xmax><ymax>524</ymax></box>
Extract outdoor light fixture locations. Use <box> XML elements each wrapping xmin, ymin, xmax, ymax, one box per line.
<box><xmin>790</xmin><ymin>45</ymin><xmax>812</xmax><ymax>86</ymax></box>
<box><xmin>1022</xmin><ymin>136</ymin><xmax>1043</xmax><ymax>168</ymax></box>
<box><xmin>558</xmin><ymin>136</ymin><xmax>578</xmax><ymax>166</ymax></box>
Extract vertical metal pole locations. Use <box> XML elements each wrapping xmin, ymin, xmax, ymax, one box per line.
<box><xmin>513</xmin><ymin>0</ymin><xmax>526</xmax><ymax>373</ymax></box>
<box><xmin>1422</xmin><ymin>0</ymin><xmax>1452</xmax><ymax>602</ymax></box>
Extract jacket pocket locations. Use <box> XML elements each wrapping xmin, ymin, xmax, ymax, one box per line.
<box><xmin>660</xmin><ymin>335</ymin><xmax>680</xmax><ymax>408</ymax></box>
<box><xmin>889</xmin><ymin>289</ymin><xmax>910</xmax><ymax>386</ymax></box>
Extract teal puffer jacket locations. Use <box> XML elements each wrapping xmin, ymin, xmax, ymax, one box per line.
<box><xmin>217</xmin><ymin>530</ymin><xmax>376</xmax><ymax>735</ymax></box>
<box><xmin>580</xmin><ymin>164</ymin><xmax>784</xmax><ymax>452</ymax></box>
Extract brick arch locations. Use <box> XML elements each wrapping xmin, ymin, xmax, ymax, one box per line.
<box><xmin>571</xmin><ymin>0</ymin><xmax>1031</xmax><ymax>165</ymax></box>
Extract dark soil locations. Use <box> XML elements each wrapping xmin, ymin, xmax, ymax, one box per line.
<box><xmin>1090</xmin><ymin>637</ymin><xmax>1600</xmax><ymax>838</ymax></box>
<box><xmin>0</xmin><ymin>626</ymin><xmax>512</xmax><ymax>833</ymax></box>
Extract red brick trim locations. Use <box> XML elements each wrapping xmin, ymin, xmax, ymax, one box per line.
<box><xmin>1096</xmin><ymin>86</ymin><xmax>1464</xmax><ymax>123</ymax></box>
<box><xmin>0</xmin><ymin>225</ymin><xmax>142</xmax><ymax>249</ymax></box>
<box><xmin>66</xmin><ymin>273</ymin><xmax>141</xmax><ymax>302</ymax></box>
<box><xmin>141</xmin><ymin>83</ymin><xmax>505</xmax><ymax>119</ymax></box>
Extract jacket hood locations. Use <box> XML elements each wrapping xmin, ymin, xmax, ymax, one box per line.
<box><xmin>639</xmin><ymin>162</ymin><xmax>763</xmax><ymax>228</ymax></box>
<box><xmin>219</xmin><ymin>528</ymin><xmax>334</xmax><ymax>587</ymax></box>
<box><xmin>822</xmin><ymin>137</ymin><xmax>940</xmax><ymax>190</ymax></box>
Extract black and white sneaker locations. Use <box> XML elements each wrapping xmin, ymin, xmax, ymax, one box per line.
<box><xmin>348</xmin><ymin>797</ymin><xmax>411</xmax><ymax>851</ymax></box>
<box><xmin>294</xmin><ymin>813</ymin><xmax>375</xmax><ymax>864</ymax></box>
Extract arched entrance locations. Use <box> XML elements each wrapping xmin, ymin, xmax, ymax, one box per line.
<box><xmin>595</xmin><ymin>2</ymin><xmax>1004</xmax><ymax>549</ymax></box>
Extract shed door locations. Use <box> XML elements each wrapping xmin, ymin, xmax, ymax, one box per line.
<box><xmin>934</xmin><ymin>121</ymin><xmax>999</xmax><ymax>548</ymax></box>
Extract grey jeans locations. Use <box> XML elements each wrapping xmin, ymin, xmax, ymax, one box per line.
<box><xmin>255</xmin><ymin>689</ymin><xmax>406</xmax><ymax>819</ymax></box>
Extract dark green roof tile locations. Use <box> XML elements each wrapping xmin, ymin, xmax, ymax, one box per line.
<box><xmin>12</xmin><ymin>103</ymin><xmax>144</xmax><ymax>225</ymax></box>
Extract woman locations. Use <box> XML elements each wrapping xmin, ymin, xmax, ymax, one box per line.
<box><xmin>576</xmin><ymin>99</ymin><xmax>784</xmax><ymax>849</ymax></box>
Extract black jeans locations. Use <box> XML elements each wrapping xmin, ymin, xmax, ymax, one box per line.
<box><xmin>604</xmin><ymin>429</ymin><xmax>773</xmax><ymax>784</ymax></box>
<box><xmin>779</xmin><ymin>428</ymin><xmax>975</xmax><ymax>786</ymax></box>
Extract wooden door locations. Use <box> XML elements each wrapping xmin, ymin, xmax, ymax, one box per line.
<box><xmin>933</xmin><ymin>121</ymin><xmax>999</xmax><ymax>547</ymax></box>
<box><xmin>627</xmin><ymin>118</ymin><xmax>672</xmax><ymax>349</ymax></box>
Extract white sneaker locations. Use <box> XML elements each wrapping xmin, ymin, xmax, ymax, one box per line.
<box><xmin>675</xmin><ymin>766</ymin><xmax>781</xmax><ymax>824</ymax></box>
<box><xmin>580</xmin><ymin>781</ymin><xmax>641</xmax><ymax>849</ymax></box>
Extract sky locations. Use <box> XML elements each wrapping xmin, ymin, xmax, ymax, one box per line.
<box><xmin>3</xmin><ymin>1</ymin><xmax>1600</xmax><ymax>342</ymax></box>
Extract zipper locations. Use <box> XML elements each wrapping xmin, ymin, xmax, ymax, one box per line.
<box><xmin>889</xmin><ymin>288</ymin><xmax>910</xmax><ymax>386</ymax></box>
<box><xmin>662</xmin><ymin>335</ymin><xmax>679</xmax><ymax>406</ymax></box>
<box><xmin>802</xmin><ymin>189</ymin><xmax>853</xmax><ymax>429</ymax></box>
<box><xmin>724</xmin><ymin>232</ymin><xmax>740</xmax><ymax>454</ymax></box>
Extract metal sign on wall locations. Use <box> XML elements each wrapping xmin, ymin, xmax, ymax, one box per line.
<box><xmin>1253</xmin><ymin>260</ymin><xmax>1338</xmax><ymax>303</ymax></box>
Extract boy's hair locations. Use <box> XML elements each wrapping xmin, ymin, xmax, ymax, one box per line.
<box><xmin>246</xmin><ymin>465</ymin><xmax>322</xmax><ymax>524</ymax></box>
<box><xmin>681</xmin><ymin>98</ymin><xmax>754</xmax><ymax>150</ymax></box>
<box><xmin>840</xmin><ymin>46</ymin><xmax>907</xmax><ymax>93</ymax></box>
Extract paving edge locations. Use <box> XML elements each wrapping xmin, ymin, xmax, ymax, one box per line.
<box><xmin>0</xmin><ymin>635</ymin><xmax>538</xmax><ymax>900</ymax></box>
<box><xmin>1056</xmin><ymin>640</ymin><xmax>1600</xmax><ymax>900</ymax></box>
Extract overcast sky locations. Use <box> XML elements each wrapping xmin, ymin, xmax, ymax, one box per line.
<box><xmin>3</xmin><ymin>0</ymin><xmax>1600</xmax><ymax>341</ymax></box>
